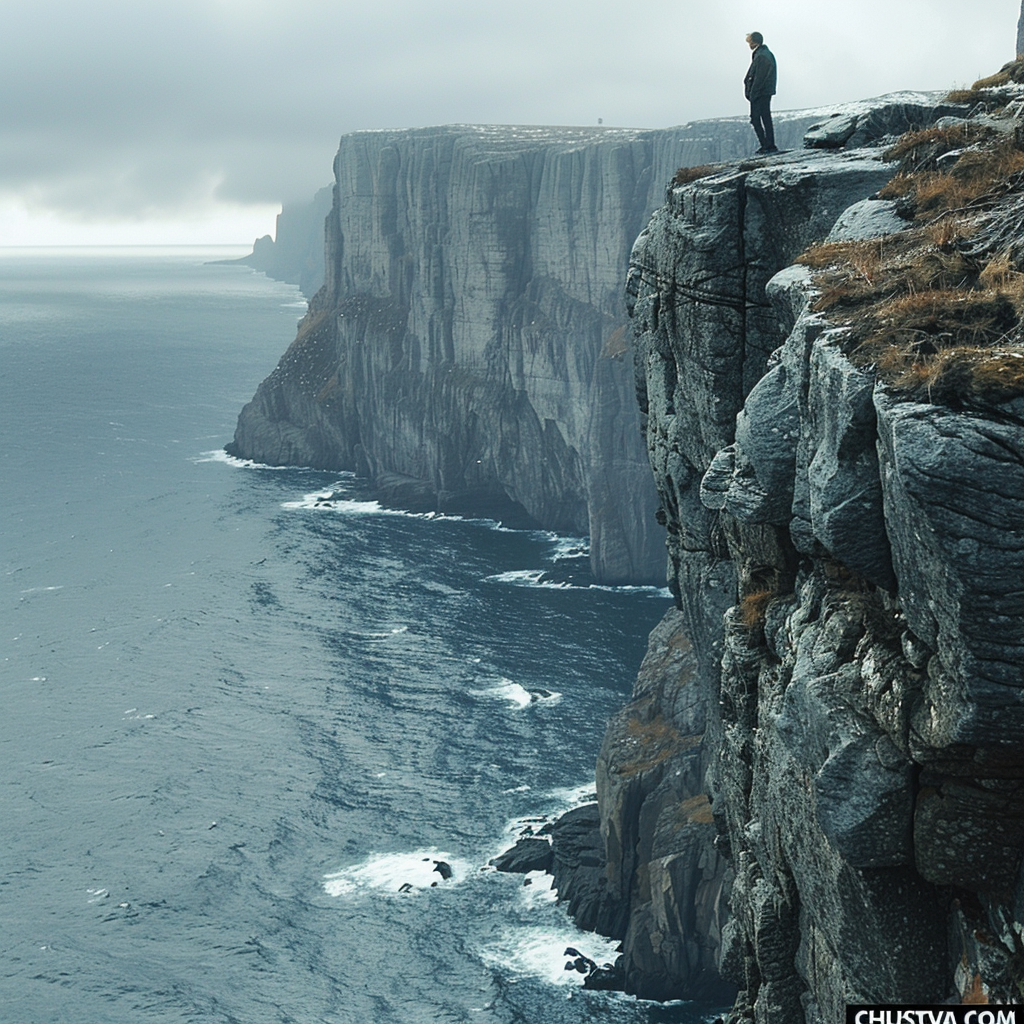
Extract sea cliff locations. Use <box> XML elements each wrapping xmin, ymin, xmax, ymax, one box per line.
<box><xmin>609</xmin><ymin>80</ymin><xmax>1024</xmax><ymax>1019</ymax></box>
<box><xmin>227</xmin><ymin>114</ymin><xmax>822</xmax><ymax>583</ymax></box>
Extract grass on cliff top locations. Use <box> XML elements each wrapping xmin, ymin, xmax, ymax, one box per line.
<box><xmin>671</xmin><ymin>164</ymin><xmax>724</xmax><ymax>186</ymax></box>
<box><xmin>795</xmin><ymin>90</ymin><xmax>1024</xmax><ymax>405</ymax></box>
<box><xmin>945</xmin><ymin>57</ymin><xmax>1024</xmax><ymax>104</ymax></box>
<box><xmin>878</xmin><ymin>141</ymin><xmax>1024</xmax><ymax>222</ymax></box>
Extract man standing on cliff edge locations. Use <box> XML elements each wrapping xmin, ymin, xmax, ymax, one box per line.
<box><xmin>744</xmin><ymin>32</ymin><xmax>778</xmax><ymax>154</ymax></box>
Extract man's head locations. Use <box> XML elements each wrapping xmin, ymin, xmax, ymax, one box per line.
<box><xmin>746</xmin><ymin>31</ymin><xmax>763</xmax><ymax>50</ymax></box>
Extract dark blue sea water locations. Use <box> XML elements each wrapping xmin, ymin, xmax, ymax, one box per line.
<box><xmin>1</xmin><ymin>248</ymin><xmax>715</xmax><ymax>1024</ymax></box>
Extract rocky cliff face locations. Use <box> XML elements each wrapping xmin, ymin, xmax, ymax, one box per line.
<box><xmin>227</xmin><ymin>114</ymin><xmax>823</xmax><ymax>583</ymax></box>
<box><xmin>603</xmin><ymin>91</ymin><xmax>1024</xmax><ymax>1018</ymax></box>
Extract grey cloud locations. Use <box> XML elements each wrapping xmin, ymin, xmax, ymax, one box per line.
<box><xmin>0</xmin><ymin>0</ymin><xmax>1016</xmax><ymax>222</ymax></box>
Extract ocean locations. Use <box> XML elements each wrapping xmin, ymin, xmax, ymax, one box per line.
<box><xmin>0</xmin><ymin>247</ymin><xmax>716</xmax><ymax>1023</ymax></box>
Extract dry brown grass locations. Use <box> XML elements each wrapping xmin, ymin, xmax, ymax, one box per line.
<box><xmin>617</xmin><ymin>716</ymin><xmax>700</xmax><ymax>776</ymax></box>
<box><xmin>801</xmin><ymin>232</ymin><xmax>983</xmax><ymax>317</ymax></box>
<box><xmin>944</xmin><ymin>64</ymin><xmax>1016</xmax><ymax>104</ymax></box>
<box><xmin>923</xmin><ymin>215</ymin><xmax>973</xmax><ymax>251</ymax></box>
<box><xmin>602</xmin><ymin>324</ymin><xmax>629</xmax><ymax>358</ymax></box>
<box><xmin>738</xmin><ymin>589</ymin><xmax>774</xmax><ymax>629</ymax></box>
<box><xmin>848</xmin><ymin>289</ymin><xmax>1019</xmax><ymax>376</ymax></box>
<box><xmin>878</xmin><ymin>144</ymin><xmax>1024</xmax><ymax>222</ymax></box>
<box><xmin>679</xmin><ymin>794</ymin><xmax>715</xmax><ymax>826</ymax></box>
<box><xmin>797</xmin><ymin>238</ymin><xmax>902</xmax><ymax>308</ymax></box>
<box><xmin>795</xmin><ymin>70</ymin><xmax>1024</xmax><ymax>405</ymax></box>
<box><xmin>797</xmin><ymin>238</ymin><xmax>891</xmax><ymax>274</ymax></box>
<box><xmin>946</xmin><ymin>88</ymin><xmax>984</xmax><ymax>104</ymax></box>
<box><xmin>960</xmin><ymin>348</ymin><xmax>1024</xmax><ymax>398</ymax></box>
<box><xmin>293</xmin><ymin>308</ymin><xmax>331</xmax><ymax>344</ymax></box>
<box><xmin>672</xmin><ymin>164</ymin><xmax>721</xmax><ymax>186</ymax></box>
<box><xmin>973</xmin><ymin>70</ymin><xmax>1013</xmax><ymax>90</ymax></box>
<box><xmin>979</xmin><ymin>251</ymin><xmax>1024</xmax><ymax>289</ymax></box>
<box><xmin>839</xmin><ymin>280</ymin><xmax>1024</xmax><ymax>404</ymax></box>
<box><xmin>945</xmin><ymin>59</ymin><xmax>1024</xmax><ymax>103</ymax></box>
<box><xmin>864</xmin><ymin>345</ymin><xmax>1024</xmax><ymax>404</ymax></box>
<box><xmin>884</xmin><ymin>123</ymin><xmax>994</xmax><ymax>173</ymax></box>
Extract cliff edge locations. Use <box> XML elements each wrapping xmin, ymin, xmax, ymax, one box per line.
<box><xmin>615</xmin><ymin>77</ymin><xmax>1024</xmax><ymax>1019</ymax></box>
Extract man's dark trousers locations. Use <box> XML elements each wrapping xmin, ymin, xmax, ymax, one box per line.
<box><xmin>750</xmin><ymin>96</ymin><xmax>775</xmax><ymax>150</ymax></box>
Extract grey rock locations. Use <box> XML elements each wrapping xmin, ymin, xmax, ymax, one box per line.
<box><xmin>825</xmin><ymin>198</ymin><xmax>908</xmax><ymax>242</ymax></box>
<box><xmin>545</xmin><ymin>803</ymin><xmax>621</xmax><ymax>935</ymax></box>
<box><xmin>624</xmin><ymin>91</ymin><xmax>1012</xmax><ymax>1020</ymax></box>
<box><xmin>803</xmin><ymin>112</ymin><xmax>859</xmax><ymax>149</ymax></box>
<box><xmin>776</xmin><ymin>641</ymin><xmax>914</xmax><ymax>867</ymax></box>
<box><xmin>700</xmin><ymin>445</ymin><xmax>736</xmax><ymax>511</ymax></box>
<box><xmin>934</xmin><ymin>115</ymin><xmax>970</xmax><ymax>130</ymax></box>
<box><xmin>632</xmin><ymin>147</ymin><xmax>895</xmax><ymax>590</ymax></box>
<box><xmin>726</xmin><ymin>358</ymin><xmax>802</xmax><ymax>525</ymax></box>
<box><xmin>489</xmin><ymin>837</ymin><xmax>554</xmax><ymax>874</ymax></box>
<box><xmin>875</xmin><ymin>390</ymin><xmax>1024</xmax><ymax>747</ymax></box>
<box><xmin>806</xmin><ymin>340</ymin><xmax>895</xmax><ymax>588</ymax></box>
<box><xmin>765</xmin><ymin>264</ymin><xmax>815</xmax><ymax>334</ymax></box>
<box><xmin>803</xmin><ymin>97</ymin><xmax>972</xmax><ymax>150</ymax></box>
<box><xmin>589</xmin><ymin>608</ymin><xmax>734</xmax><ymax>1003</ymax></box>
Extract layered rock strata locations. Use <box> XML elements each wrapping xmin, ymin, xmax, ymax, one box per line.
<box><xmin>623</xmin><ymin>98</ymin><xmax>1024</xmax><ymax>1019</ymax></box>
<box><xmin>228</xmin><ymin>113</ymin><xmax>831</xmax><ymax>583</ymax></box>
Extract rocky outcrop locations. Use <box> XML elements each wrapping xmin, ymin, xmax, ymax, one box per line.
<box><xmin>624</xmin><ymin>94</ymin><xmax>1024</xmax><ymax>1019</ymax></box>
<box><xmin>227</xmin><ymin>112</ymin><xmax>832</xmax><ymax>583</ymax></box>
<box><xmin>593</xmin><ymin>608</ymin><xmax>732</xmax><ymax>1002</ymax></box>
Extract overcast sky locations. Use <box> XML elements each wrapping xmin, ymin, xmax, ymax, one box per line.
<box><xmin>1</xmin><ymin>0</ymin><xmax>1018</xmax><ymax>245</ymax></box>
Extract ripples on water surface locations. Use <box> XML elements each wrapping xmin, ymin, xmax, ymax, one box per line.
<box><xmin>0</xmin><ymin>248</ymin><xmax>718</xmax><ymax>1023</ymax></box>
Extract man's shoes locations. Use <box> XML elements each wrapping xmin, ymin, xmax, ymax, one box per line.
<box><xmin>754</xmin><ymin>146</ymin><xmax>767</xmax><ymax>154</ymax></box>
<box><xmin>764</xmin><ymin>146</ymin><xmax>780</xmax><ymax>154</ymax></box>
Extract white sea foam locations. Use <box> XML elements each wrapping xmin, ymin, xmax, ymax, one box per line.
<box><xmin>516</xmin><ymin>870</ymin><xmax>559</xmax><ymax>908</ymax></box>
<box><xmin>500</xmin><ymin>815</ymin><xmax>552</xmax><ymax>844</ymax></box>
<box><xmin>358</xmin><ymin>626</ymin><xmax>410</xmax><ymax>640</ymax></box>
<box><xmin>484</xmin><ymin>569</ymin><xmax>671</xmax><ymax>598</ymax></box>
<box><xmin>545</xmin><ymin>782</ymin><xmax>598</xmax><ymax>809</ymax></box>
<box><xmin>548</xmin><ymin>536</ymin><xmax>589</xmax><ymax>562</ymax></box>
<box><xmin>282</xmin><ymin>491</ymin><xmax>388</xmax><ymax>514</ymax></box>
<box><xmin>193</xmin><ymin>449</ymin><xmax>293</xmax><ymax>470</ymax></box>
<box><xmin>323</xmin><ymin>849</ymin><xmax>469</xmax><ymax>897</ymax></box>
<box><xmin>471</xmin><ymin>678</ymin><xmax>562</xmax><ymax>709</ymax></box>
<box><xmin>479</xmin><ymin>920</ymin><xmax>621</xmax><ymax>988</ymax></box>
<box><xmin>283</xmin><ymin>486</ymin><xmax>465</xmax><ymax>521</ymax></box>
<box><xmin>497</xmin><ymin>782</ymin><xmax>595</xmax><ymax>849</ymax></box>
<box><xmin>484</xmin><ymin>570</ymin><xmax>569</xmax><ymax>589</ymax></box>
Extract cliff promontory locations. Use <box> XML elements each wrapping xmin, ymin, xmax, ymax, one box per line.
<box><xmin>613</xmin><ymin>75</ymin><xmax>1024</xmax><ymax>1019</ymax></box>
<box><xmin>227</xmin><ymin>114</ymin><xmax>824</xmax><ymax>582</ymax></box>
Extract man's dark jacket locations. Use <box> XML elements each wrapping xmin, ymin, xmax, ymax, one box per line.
<box><xmin>744</xmin><ymin>44</ymin><xmax>777</xmax><ymax>100</ymax></box>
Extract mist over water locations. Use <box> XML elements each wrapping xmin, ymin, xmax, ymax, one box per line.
<box><xmin>0</xmin><ymin>250</ymin><xmax>717</xmax><ymax>1023</ymax></box>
